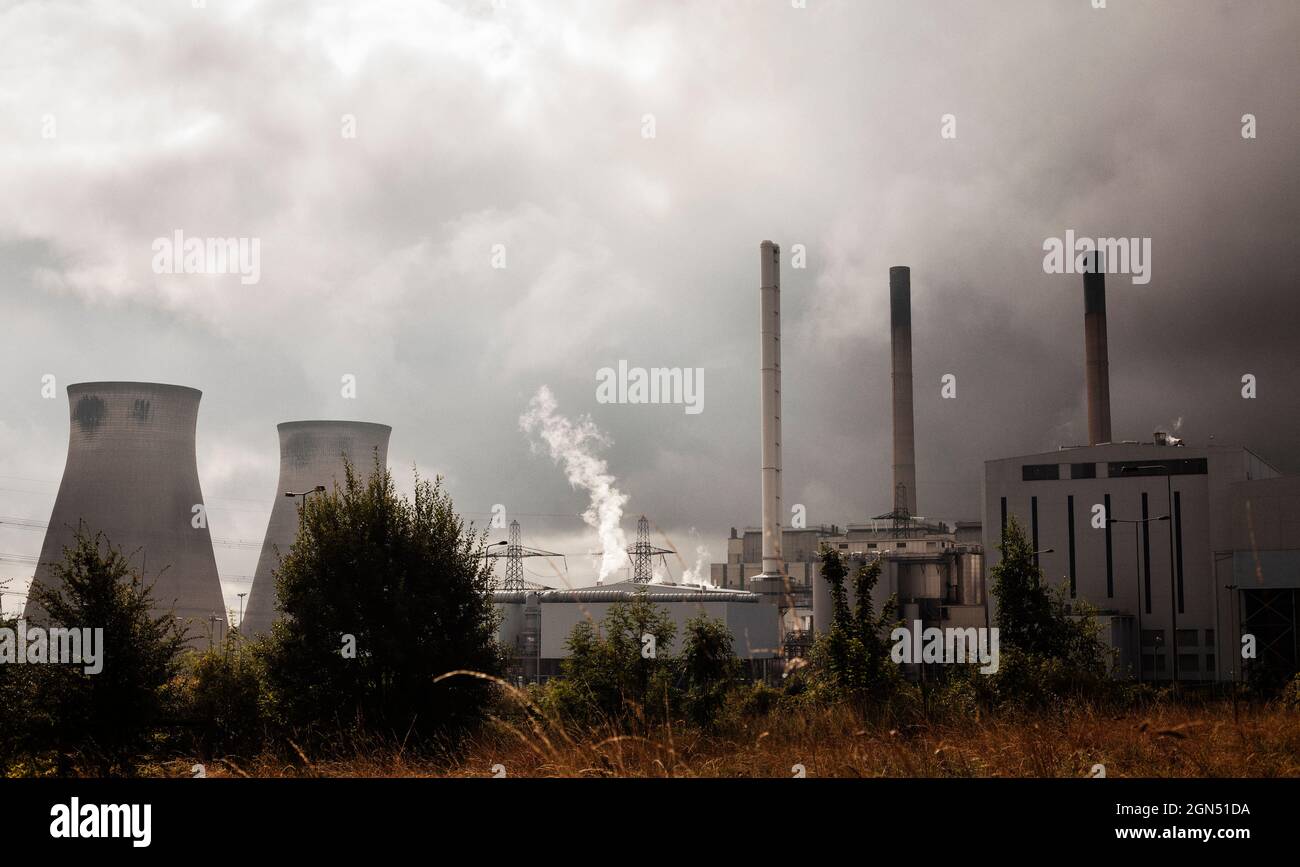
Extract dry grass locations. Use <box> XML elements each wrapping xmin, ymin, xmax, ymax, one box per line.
<box><xmin>190</xmin><ymin>701</ymin><xmax>1300</xmax><ymax>779</ymax></box>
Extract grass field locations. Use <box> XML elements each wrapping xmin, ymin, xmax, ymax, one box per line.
<box><xmin>186</xmin><ymin>700</ymin><xmax>1300</xmax><ymax>779</ymax></box>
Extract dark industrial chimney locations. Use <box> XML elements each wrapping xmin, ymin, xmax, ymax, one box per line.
<box><xmin>1082</xmin><ymin>251</ymin><xmax>1112</xmax><ymax>446</ymax></box>
<box><xmin>890</xmin><ymin>266</ymin><xmax>917</xmax><ymax>517</ymax></box>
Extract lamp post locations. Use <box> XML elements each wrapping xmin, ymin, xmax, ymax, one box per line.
<box><xmin>1110</xmin><ymin>514</ymin><xmax>1169</xmax><ymax>683</ymax></box>
<box><xmin>285</xmin><ymin>485</ymin><xmax>326</xmax><ymax>502</ymax></box>
<box><xmin>1225</xmin><ymin>582</ymin><xmax>1240</xmax><ymax>722</ymax></box>
<box><xmin>1120</xmin><ymin>464</ymin><xmax>1180</xmax><ymax>689</ymax></box>
<box><xmin>208</xmin><ymin>615</ymin><xmax>224</xmax><ymax>651</ymax></box>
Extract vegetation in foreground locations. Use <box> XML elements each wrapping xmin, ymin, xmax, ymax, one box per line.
<box><xmin>3</xmin><ymin>476</ymin><xmax>1298</xmax><ymax>779</ymax></box>
<box><xmin>186</xmin><ymin>700</ymin><xmax>1300</xmax><ymax>779</ymax></box>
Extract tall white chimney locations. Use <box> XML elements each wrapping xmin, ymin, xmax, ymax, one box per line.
<box><xmin>759</xmin><ymin>241</ymin><xmax>784</xmax><ymax>577</ymax></box>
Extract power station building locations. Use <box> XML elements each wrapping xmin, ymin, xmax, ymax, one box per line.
<box><xmin>240</xmin><ymin>420</ymin><xmax>392</xmax><ymax>638</ymax></box>
<box><xmin>494</xmin><ymin>581</ymin><xmax>782</xmax><ymax>682</ymax></box>
<box><xmin>24</xmin><ymin>382</ymin><xmax>226</xmax><ymax>647</ymax></box>
<box><xmin>711</xmin><ymin>247</ymin><xmax>987</xmax><ymax>662</ymax></box>
<box><xmin>712</xmin><ymin>521</ymin><xmax>986</xmax><ymax>649</ymax></box>
<box><xmin>984</xmin><ymin>251</ymin><xmax>1300</xmax><ymax>684</ymax></box>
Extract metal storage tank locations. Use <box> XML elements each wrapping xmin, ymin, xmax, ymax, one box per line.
<box><xmin>239</xmin><ymin>420</ymin><xmax>391</xmax><ymax>638</ymax></box>
<box><xmin>24</xmin><ymin>382</ymin><xmax>226</xmax><ymax>646</ymax></box>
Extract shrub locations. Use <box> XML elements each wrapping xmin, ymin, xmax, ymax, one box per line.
<box><xmin>261</xmin><ymin>459</ymin><xmax>505</xmax><ymax>750</ymax></box>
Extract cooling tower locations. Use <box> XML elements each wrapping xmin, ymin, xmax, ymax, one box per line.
<box><xmin>239</xmin><ymin>420</ymin><xmax>392</xmax><ymax>638</ymax></box>
<box><xmin>1082</xmin><ymin>250</ymin><xmax>1113</xmax><ymax>446</ymax></box>
<box><xmin>890</xmin><ymin>266</ymin><xmax>917</xmax><ymax>517</ymax></box>
<box><xmin>758</xmin><ymin>241</ymin><xmax>784</xmax><ymax>579</ymax></box>
<box><xmin>24</xmin><ymin>382</ymin><xmax>226</xmax><ymax>645</ymax></box>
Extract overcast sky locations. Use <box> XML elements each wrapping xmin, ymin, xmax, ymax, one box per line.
<box><xmin>1</xmin><ymin>0</ymin><xmax>1297</xmax><ymax>609</ymax></box>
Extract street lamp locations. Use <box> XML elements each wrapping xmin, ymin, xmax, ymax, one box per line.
<box><xmin>1224</xmin><ymin>582</ymin><xmax>1240</xmax><ymax>721</ymax></box>
<box><xmin>1120</xmin><ymin>464</ymin><xmax>1180</xmax><ymax>687</ymax></box>
<box><xmin>236</xmin><ymin>591</ymin><xmax>248</xmax><ymax>657</ymax></box>
<box><xmin>285</xmin><ymin>485</ymin><xmax>326</xmax><ymax>499</ymax></box>
<box><xmin>208</xmin><ymin>615</ymin><xmax>224</xmax><ymax>650</ymax></box>
<box><xmin>1110</xmin><ymin>514</ymin><xmax>1169</xmax><ymax>683</ymax></box>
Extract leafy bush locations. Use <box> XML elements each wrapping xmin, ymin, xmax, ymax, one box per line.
<box><xmin>21</xmin><ymin>528</ymin><xmax>187</xmax><ymax>775</ymax></box>
<box><xmin>261</xmin><ymin>458</ymin><xmax>505</xmax><ymax>750</ymax></box>
<box><xmin>171</xmin><ymin>638</ymin><xmax>265</xmax><ymax>760</ymax></box>
<box><xmin>989</xmin><ymin>517</ymin><xmax>1113</xmax><ymax>708</ymax></box>
<box><xmin>804</xmin><ymin>549</ymin><xmax>903</xmax><ymax>705</ymax></box>
<box><xmin>679</xmin><ymin>613</ymin><xmax>743</xmax><ymax>729</ymax></box>
<box><xmin>540</xmin><ymin>588</ymin><xmax>677</xmax><ymax>727</ymax></box>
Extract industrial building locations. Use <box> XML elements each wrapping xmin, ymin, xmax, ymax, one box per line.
<box><xmin>494</xmin><ymin>580</ymin><xmax>782</xmax><ymax>683</ymax></box>
<box><xmin>24</xmin><ymin>382</ymin><xmax>226</xmax><ymax>647</ymax></box>
<box><xmin>986</xmin><ymin>441</ymin><xmax>1284</xmax><ymax>682</ymax></box>
<box><xmin>710</xmin><ymin>248</ymin><xmax>987</xmax><ymax>663</ymax></box>
<box><xmin>240</xmin><ymin>420</ymin><xmax>392</xmax><ymax>638</ymax></box>
<box><xmin>984</xmin><ymin>252</ymin><xmax>1300</xmax><ymax>684</ymax></box>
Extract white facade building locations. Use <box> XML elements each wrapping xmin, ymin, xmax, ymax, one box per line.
<box><xmin>984</xmin><ymin>440</ymin><xmax>1287</xmax><ymax>682</ymax></box>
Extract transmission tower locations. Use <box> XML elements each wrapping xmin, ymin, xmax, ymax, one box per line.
<box><xmin>484</xmin><ymin>520</ymin><xmax>565</xmax><ymax>591</ymax></box>
<box><xmin>628</xmin><ymin>515</ymin><xmax>673</xmax><ymax>583</ymax></box>
<box><xmin>504</xmin><ymin>520</ymin><xmax>525</xmax><ymax>590</ymax></box>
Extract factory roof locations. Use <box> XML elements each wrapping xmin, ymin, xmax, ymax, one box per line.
<box><xmin>493</xmin><ymin>580</ymin><xmax>761</xmax><ymax>604</ymax></box>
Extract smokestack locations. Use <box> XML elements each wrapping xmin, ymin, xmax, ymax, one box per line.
<box><xmin>1083</xmin><ymin>251</ymin><xmax>1112</xmax><ymax>445</ymax></box>
<box><xmin>759</xmin><ymin>241</ymin><xmax>783</xmax><ymax>577</ymax></box>
<box><xmin>24</xmin><ymin>382</ymin><xmax>226</xmax><ymax>646</ymax></box>
<box><xmin>240</xmin><ymin>420</ymin><xmax>392</xmax><ymax>638</ymax></box>
<box><xmin>890</xmin><ymin>266</ymin><xmax>917</xmax><ymax>517</ymax></box>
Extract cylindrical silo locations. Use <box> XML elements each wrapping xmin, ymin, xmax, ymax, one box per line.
<box><xmin>24</xmin><ymin>382</ymin><xmax>226</xmax><ymax>646</ymax></box>
<box><xmin>239</xmin><ymin>420</ymin><xmax>392</xmax><ymax>638</ymax></box>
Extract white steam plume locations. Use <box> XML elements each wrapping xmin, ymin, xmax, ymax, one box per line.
<box><xmin>679</xmin><ymin>529</ymin><xmax>713</xmax><ymax>587</ymax></box>
<box><xmin>520</xmin><ymin>386</ymin><xmax>628</xmax><ymax>584</ymax></box>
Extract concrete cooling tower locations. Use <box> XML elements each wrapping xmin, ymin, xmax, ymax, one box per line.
<box><xmin>239</xmin><ymin>420</ymin><xmax>392</xmax><ymax>638</ymax></box>
<box><xmin>25</xmin><ymin>382</ymin><xmax>226</xmax><ymax>645</ymax></box>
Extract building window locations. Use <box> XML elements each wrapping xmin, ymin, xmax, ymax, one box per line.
<box><xmin>1104</xmin><ymin>493</ymin><xmax>1113</xmax><ymax>598</ymax></box>
<box><xmin>1174</xmin><ymin>491</ymin><xmax>1185</xmax><ymax>614</ymax></box>
<box><xmin>1178</xmin><ymin>654</ymin><xmax>1199</xmax><ymax>674</ymax></box>
<box><xmin>1067</xmin><ymin>495</ymin><xmax>1076</xmax><ymax>598</ymax></box>
<box><xmin>1141</xmin><ymin>629</ymin><xmax>1165</xmax><ymax>648</ymax></box>
<box><xmin>1206</xmin><ymin>654</ymin><xmax>1216</xmax><ymax>672</ymax></box>
<box><xmin>1031</xmin><ymin>496</ymin><xmax>1039</xmax><ymax>567</ymax></box>
<box><xmin>867</xmin><ymin>543</ymin><xmax>877</xmax><ymax>549</ymax></box>
<box><xmin>1205</xmin><ymin>629</ymin><xmax>1215</xmax><ymax>645</ymax></box>
<box><xmin>838</xmin><ymin>543</ymin><xmax>848</xmax><ymax>549</ymax></box>
<box><xmin>1142</xmin><ymin>654</ymin><xmax>1167</xmax><ymax>674</ymax></box>
<box><xmin>1022</xmin><ymin>464</ymin><xmax>1060</xmax><ymax>481</ymax></box>
<box><xmin>1176</xmin><ymin>629</ymin><xmax>1198</xmax><ymax>647</ymax></box>
<box><xmin>1109</xmin><ymin>458</ymin><xmax>1208</xmax><ymax>478</ymax></box>
<box><xmin>897</xmin><ymin>542</ymin><xmax>907</xmax><ymax>549</ymax></box>
<box><xmin>1071</xmin><ymin>462</ymin><xmax>1097</xmax><ymax>479</ymax></box>
<box><xmin>1142</xmin><ymin>492</ymin><xmax>1152</xmax><ymax>614</ymax></box>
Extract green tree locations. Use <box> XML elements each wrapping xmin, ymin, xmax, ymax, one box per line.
<box><xmin>991</xmin><ymin>516</ymin><xmax>1057</xmax><ymax>656</ymax></box>
<box><xmin>990</xmin><ymin>517</ymin><xmax>1110</xmax><ymax>703</ymax></box>
<box><xmin>678</xmin><ymin>613</ymin><xmax>742</xmax><ymax>728</ymax></box>
<box><xmin>172</xmin><ymin>636</ymin><xmax>265</xmax><ymax>760</ymax></box>
<box><xmin>807</xmin><ymin>548</ymin><xmax>900</xmax><ymax>703</ymax></box>
<box><xmin>262</xmin><ymin>458</ymin><xmax>504</xmax><ymax>749</ymax></box>
<box><xmin>24</xmin><ymin>527</ymin><xmax>187</xmax><ymax>775</ymax></box>
<box><xmin>813</xmin><ymin>545</ymin><xmax>858</xmax><ymax>693</ymax></box>
<box><xmin>546</xmin><ymin>588</ymin><xmax>677</xmax><ymax>726</ymax></box>
<box><xmin>850</xmin><ymin>557</ymin><xmax>900</xmax><ymax>695</ymax></box>
<box><xmin>0</xmin><ymin>609</ymin><xmax>36</xmax><ymax>774</ymax></box>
